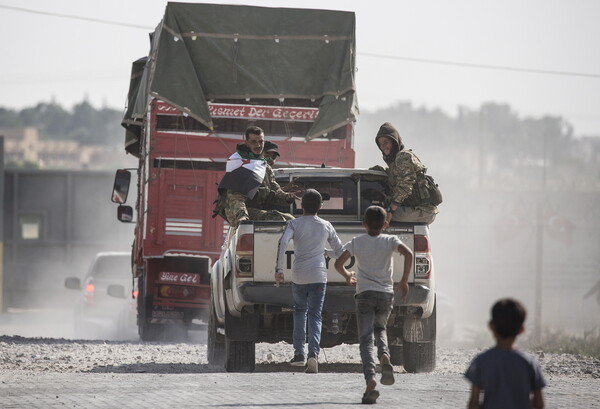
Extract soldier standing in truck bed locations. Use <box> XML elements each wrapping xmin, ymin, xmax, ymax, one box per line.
<box><xmin>214</xmin><ymin>126</ymin><xmax>295</xmax><ymax>227</ymax></box>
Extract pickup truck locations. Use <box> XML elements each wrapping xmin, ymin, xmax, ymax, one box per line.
<box><xmin>208</xmin><ymin>167</ymin><xmax>436</xmax><ymax>373</ymax></box>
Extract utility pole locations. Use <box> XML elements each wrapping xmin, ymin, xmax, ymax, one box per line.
<box><xmin>533</xmin><ymin>133</ymin><xmax>547</xmax><ymax>341</ymax></box>
<box><xmin>0</xmin><ymin>136</ymin><xmax>4</xmax><ymax>312</ymax></box>
<box><xmin>478</xmin><ymin>107</ymin><xmax>485</xmax><ymax>189</ymax></box>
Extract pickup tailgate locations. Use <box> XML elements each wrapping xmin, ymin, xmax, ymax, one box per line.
<box><xmin>252</xmin><ymin>221</ymin><xmax>415</xmax><ymax>284</ymax></box>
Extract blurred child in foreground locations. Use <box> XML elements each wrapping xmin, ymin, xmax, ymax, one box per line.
<box><xmin>465</xmin><ymin>298</ymin><xmax>546</xmax><ymax>409</ymax></box>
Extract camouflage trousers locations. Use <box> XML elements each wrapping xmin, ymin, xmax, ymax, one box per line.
<box><xmin>223</xmin><ymin>190</ymin><xmax>294</xmax><ymax>227</ymax></box>
<box><xmin>247</xmin><ymin>208</ymin><xmax>294</xmax><ymax>222</ymax></box>
<box><xmin>391</xmin><ymin>206</ymin><xmax>437</xmax><ymax>224</ymax></box>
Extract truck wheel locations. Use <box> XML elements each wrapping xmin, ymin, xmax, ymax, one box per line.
<box><xmin>224</xmin><ymin>338</ymin><xmax>255</xmax><ymax>373</ymax></box>
<box><xmin>140</xmin><ymin>322</ymin><xmax>164</xmax><ymax>342</ymax></box>
<box><xmin>389</xmin><ymin>344</ymin><xmax>403</xmax><ymax>366</ymax></box>
<box><xmin>208</xmin><ymin>295</ymin><xmax>225</xmax><ymax>366</ymax></box>
<box><xmin>402</xmin><ymin>340</ymin><xmax>436</xmax><ymax>373</ymax></box>
<box><xmin>137</xmin><ymin>276</ymin><xmax>165</xmax><ymax>342</ymax></box>
<box><xmin>164</xmin><ymin>323</ymin><xmax>189</xmax><ymax>342</ymax></box>
<box><xmin>402</xmin><ymin>301</ymin><xmax>436</xmax><ymax>373</ymax></box>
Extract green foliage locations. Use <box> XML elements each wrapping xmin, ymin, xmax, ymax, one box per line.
<box><xmin>455</xmin><ymin>325</ymin><xmax>600</xmax><ymax>359</ymax></box>
<box><xmin>524</xmin><ymin>328</ymin><xmax>600</xmax><ymax>359</ymax></box>
<box><xmin>356</xmin><ymin>101</ymin><xmax>600</xmax><ymax>190</ymax></box>
<box><xmin>0</xmin><ymin>100</ymin><xmax>123</xmax><ymax>148</ymax></box>
<box><xmin>0</xmin><ymin>107</ymin><xmax>22</xmax><ymax>127</ymax></box>
<box><xmin>1</xmin><ymin>99</ymin><xmax>598</xmax><ymax>186</ymax></box>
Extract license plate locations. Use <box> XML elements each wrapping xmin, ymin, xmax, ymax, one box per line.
<box><xmin>158</xmin><ymin>271</ymin><xmax>201</xmax><ymax>285</ymax></box>
<box><xmin>151</xmin><ymin>310</ymin><xmax>184</xmax><ymax>319</ymax></box>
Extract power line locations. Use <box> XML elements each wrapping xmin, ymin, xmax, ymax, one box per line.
<box><xmin>0</xmin><ymin>4</ymin><xmax>154</xmax><ymax>30</ymax></box>
<box><xmin>359</xmin><ymin>52</ymin><xmax>600</xmax><ymax>79</ymax></box>
<box><xmin>2</xmin><ymin>3</ymin><xmax>599</xmax><ymax>80</ymax></box>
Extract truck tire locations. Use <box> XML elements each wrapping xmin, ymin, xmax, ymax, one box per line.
<box><xmin>402</xmin><ymin>340</ymin><xmax>436</xmax><ymax>373</ymax></box>
<box><xmin>222</xmin><ymin>287</ymin><xmax>256</xmax><ymax>372</ymax></box>
<box><xmin>389</xmin><ymin>344</ymin><xmax>403</xmax><ymax>366</ymax></box>
<box><xmin>140</xmin><ymin>323</ymin><xmax>164</xmax><ymax>341</ymax></box>
<box><xmin>137</xmin><ymin>276</ymin><xmax>165</xmax><ymax>342</ymax></box>
<box><xmin>224</xmin><ymin>338</ymin><xmax>255</xmax><ymax>373</ymax></box>
<box><xmin>402</xmin><ymin>301</ymin><xmax>436</xmax><ymax>373</ymax></box>
<box><xmin>207</xmin><ymin>294</ymin><xmax>225</xmax><ymax>366</ymax></box>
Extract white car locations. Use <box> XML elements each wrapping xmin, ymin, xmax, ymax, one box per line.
<box><xmin>65</xmin><ymin>251</ymin><xmax>138</xmax><ymax>341</ymax></box>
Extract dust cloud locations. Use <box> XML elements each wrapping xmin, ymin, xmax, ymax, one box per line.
<box><xmin>354</xmin><ymin>116</ymin><xmax>600</xmax><ymax>346</ymax></box>
<box><xmin>1</xmin><ymin>169</ymin><xmax>137</xmax><ymax>341</ymax></box>
<box><xmin>2</xmin><ymin>120</ymin><xmax>599</xmax><ymax>348</ymax></box>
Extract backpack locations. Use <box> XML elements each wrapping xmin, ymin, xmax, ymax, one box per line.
<box><xmin>421</xmin><ymin>173</ymin><xmax>443</xmax><ymax>206</ymax></box>
<box><xmin>400</xmin><ymin>151</ymin><xmax>443</xmax><ymax>207</ymax></box>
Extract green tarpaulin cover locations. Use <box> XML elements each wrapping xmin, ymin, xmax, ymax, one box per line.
<box><xmin>123</xmin><ymin>2</ymin><xmax>357</xmax><ymax>156</ymax></box>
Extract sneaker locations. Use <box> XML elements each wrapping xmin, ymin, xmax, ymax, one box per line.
<box><xmin>290</xmin><ymin>355</ymin><xmax>305</xmax><ymax>366</ymax></box>
<box><xmin>362</xmin><ymin>378</ymin><xmax>379</xmax><ymax>404</ymax></box>
<box><xmin>379</xmin><ymin>353</ymin><xmax>395</xmax><ymax>385</ymax></box>
<box><xmin>306</xmin><ymin>356</ymin><xmax>318</xmax><ymax>373</ymax></box>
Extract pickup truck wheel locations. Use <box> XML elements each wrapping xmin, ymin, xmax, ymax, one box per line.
<box><xmin>389</xmin><ymin>344</ymin><xmax>403</xmax><ymax>365</ymax></box>
<box><xmin>402</xmin><ymin>340</ymin><xmax>436</xmax><ymax>373</ymax></box>
<box><xmin>224</xmin><ymin>338</ymin><xmax>255</xmax><ymax>373</ymax></box>
<box><xmin>402</xmin><ymin>302</ymin><xmax>436</xmax><ymax>373</ymax></box>
<box><xmin>207</xmin><ymin>294</ymin><xmax>225</xmax><ymax>366</ymax></box>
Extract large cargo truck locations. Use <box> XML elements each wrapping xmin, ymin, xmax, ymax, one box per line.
<box><xmin>113</xmin><ymin>3</ymin><xmax>358</xmax><ymax>341</ymax></box>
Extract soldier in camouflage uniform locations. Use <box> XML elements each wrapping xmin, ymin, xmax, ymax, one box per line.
<box><xmin>220</xmin><ymin>126</ymin><xmax>295</xmax><ymax>227</ymax></box>
<box><xmin>374</xmin><ymin>122</ymin><xmax>438</xmax><ymax>224</ymax></box>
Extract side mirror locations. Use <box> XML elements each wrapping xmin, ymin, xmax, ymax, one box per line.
<box><xmin>321</xmin><ymin>193</ymin><xmax>331</xmax><ymax>201</ymax></box>
<box><xmin>117</xmin><ymin>205</ymin><xmax>134</xmax><ymax>223</ymax></box>
<box><xmin>107</xmin><ymin>284</ymin><xmax>127</xmax><ymax>299</ymax></box>
<box><xmin>111</xmin><ymin>169</ymin><xmax>131</xmax><ymax>204</ymax></box>
<box><xmin>64</xmin><ymin>277</ymin><xmax>81</xmax><ymax>290</ymax></box>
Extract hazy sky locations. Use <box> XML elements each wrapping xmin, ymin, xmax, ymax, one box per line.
<box><xmin>1</xmin><ymin>0</ymin><xmax>599</xmax><ymax>136</ymax></box>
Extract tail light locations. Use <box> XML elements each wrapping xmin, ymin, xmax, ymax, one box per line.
<box><xmin>235</xmin><ymin>233</ymin><xmax>254</xmax><ymax>277</ymax></box>
<box><xmin>84</xmin><ymin>282</ymin><xmax>95</xmax><ymax>305</ymax></box>
<box><xmin>414</xmin><ymin>235</ymin><xmax>430</xmax><ymax>252</ymax></box>
<box><xmin>159</xmin><ymin>285</ymin><xmax>197</xmax><ymax>299</ymax></box>
<box><xmin>414</xmin><ymin>234</ymin><xmax>431</xmax><ymax>279</ymax></box>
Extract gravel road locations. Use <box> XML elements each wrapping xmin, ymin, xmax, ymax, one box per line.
<box><xmin>1</xmin><ymin>334</ymin><xmax>598</xmax><ymax>379</ymax></box>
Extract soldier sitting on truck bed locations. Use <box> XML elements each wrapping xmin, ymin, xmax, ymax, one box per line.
<box><xmin>214</xmin><ymin>126</ymin><xmax>295</xmax><ymax>227</ymax></box>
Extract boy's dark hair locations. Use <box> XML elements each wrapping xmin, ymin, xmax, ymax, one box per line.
<box><xmin>363</xmin><ymin>205</ymin><xmax>386</xmax><ymax>232</ymax></box>
<box><xmin>245</xmin><ymin>126</ymin><xmax>264</xmax><ymax>140</ymax></box>
<box><xmin>302</xmin><ymin>189</ymin><xmax>322</xmax><ymax>214</ymax></box>
<box><xmin>491</xmin><ymin>298</ymin><xmax>526</xmax><ymax>338</ymax></box>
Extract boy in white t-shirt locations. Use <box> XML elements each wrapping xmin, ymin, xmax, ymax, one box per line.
<box><xmin>275</xmin><ymin>189</ymin><xmax>344</xmax><ymax>373</ymax></box>
<box><xmin>335</xmin><ymin>206</ymin><xmax>413</xmax><ymax>404</ymax></box>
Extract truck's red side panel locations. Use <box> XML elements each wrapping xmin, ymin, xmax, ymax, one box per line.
<box><xmin>144</xmin><ymin>168</ymin><xmax>226</xmax><ymax>259</ymax></box>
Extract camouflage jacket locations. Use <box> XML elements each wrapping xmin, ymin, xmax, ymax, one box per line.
<box><xmin>387</xmin><ymin>149</ymin><xmax>436</xmax><ymax>211</ymax></box>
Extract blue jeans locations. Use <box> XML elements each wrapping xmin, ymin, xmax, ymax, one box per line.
<box><xmin>291</xmin><ymin>282</ymin><xmax>326</xmax><ymax>358</ymax></box>
<box><xmin>355</xmin><ymin>291</ymin><xmax>394</xmax><ymax>382</ymax></box>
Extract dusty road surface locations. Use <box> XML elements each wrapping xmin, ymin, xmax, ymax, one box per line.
<box><xmin>1</xmin><ymin>309</ymin><xmax>599</xmax><ymax>408</ymax></box>
<box><xmin>1</xmin><ymin>335</ymin><xmax>599</xmax><ymax>408</ymax></box>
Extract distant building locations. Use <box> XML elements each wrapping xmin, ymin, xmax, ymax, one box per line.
<box><xmin>0</xmin><ymin>127</ymin><xmax>135</xmax><ymax>170</ymax></box>
<box><xmin>1</xmin><ymin>127</ymin><xmax>39</xmax><ymax>165</ymax></box>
